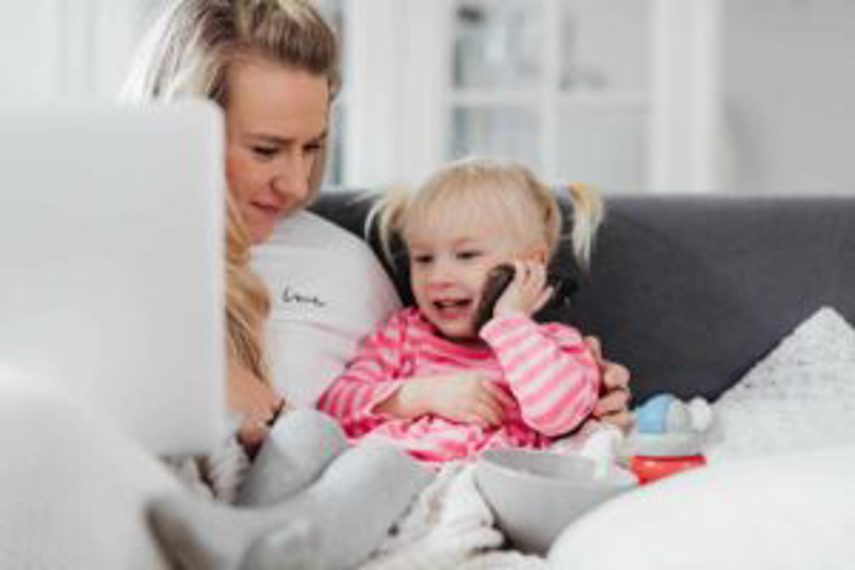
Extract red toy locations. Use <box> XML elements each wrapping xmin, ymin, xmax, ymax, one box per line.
<box><xmin>628</xmin><ymin>394</ymin><xmax>713</xmax><ymax>485</ymax></box>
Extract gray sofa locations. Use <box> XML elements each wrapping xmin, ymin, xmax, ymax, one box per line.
<box><xmin>312</xmin><ymin>192</ymin><xmax>855</xmax><ymax>404</ymax></box>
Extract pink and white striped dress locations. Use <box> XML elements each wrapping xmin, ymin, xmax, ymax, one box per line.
<box><xmin>316</xmin><ymin>307</ymin><xmax>601</xmax><ymax>465</ymax></box>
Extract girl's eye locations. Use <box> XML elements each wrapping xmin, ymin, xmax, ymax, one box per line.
<box><xmin>412</xmin><ymin>255</ymin><xmax>433</xmax><ymax>265</ymax></box>
<box><xmin>457</xmin><ymin>250</ymin><xmax>481</xmax><ymax>260</ymax></box>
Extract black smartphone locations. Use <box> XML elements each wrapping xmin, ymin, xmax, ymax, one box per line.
<box><xmin>472</xmin><ymin>263</ymin><xmax>579</xmax><ymax>331</ymax></box>
<box><xmin>472</xmin><ymin>264</ymin><xmax>516</xmax><ymax>331</ymax></box>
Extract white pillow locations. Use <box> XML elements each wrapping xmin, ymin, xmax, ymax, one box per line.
<box><xmin>548</xmin><ymin>444</ymin><xmax>855</xmax><ymax>570</ymax></box>
<box><xmin>707</xmin><ymin>306</ymin><xmax>855</xmax><ymax>462</ymax></box>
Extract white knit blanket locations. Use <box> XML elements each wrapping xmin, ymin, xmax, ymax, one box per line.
<box><xmin>359</xmin><ymin>426</ymin><xmax>621</xmax><ymax>570</ymax></box>
<box><xmin>708</xmin><ymin>306</ymin><xmax>855</xmax><ymax>461</ymax></box>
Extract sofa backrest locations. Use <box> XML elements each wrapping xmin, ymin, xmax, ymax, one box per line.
<box><xmin>312</xmin><ymin>192</ymin><xmax>855</xmax><ymax>404</ymax></box>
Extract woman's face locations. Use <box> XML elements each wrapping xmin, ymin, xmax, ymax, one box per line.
<box><xmin>225</xmin><ymin>58</ymin><xmax>330</xmax><ymax>244</ymax></box>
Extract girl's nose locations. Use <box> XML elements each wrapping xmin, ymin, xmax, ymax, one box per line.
<box><xmin>427</xmin><ymin>261</ymin><xmax>454</xmax><ymax>287</ymax></box>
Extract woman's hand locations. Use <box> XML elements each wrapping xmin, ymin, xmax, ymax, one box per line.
<box><xmin>227</xmin><ymin>362</ymin><xmax>284</xmax><ymax>454</ymax></box>
<box><xmin>492</xmin><ymin>260</ymin><xmax>553</xmax><ymax>318</ymax></box>
<box><xmin>376</xmin><ymin>373</ymin><xmax>516</xmax><ymax>428</ymax></box>
<box><xmin>585</xmin><ymin>336</ymin><xmax>633</xmax><ymax>432</ymax></box>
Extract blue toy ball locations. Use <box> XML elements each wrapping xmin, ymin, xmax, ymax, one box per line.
<box><xmin>630</xmin><ymin>393</ymin><xmax>713</xmax><ymax>457</ymax></box>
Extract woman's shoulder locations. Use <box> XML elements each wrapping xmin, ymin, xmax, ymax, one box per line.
<box><xmin>263</xmin><ymin>210</ymin><xmax>368</xmax><ymax>254</ymax></box>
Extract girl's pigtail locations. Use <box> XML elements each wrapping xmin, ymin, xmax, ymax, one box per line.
<box><xmin>365</xmin><ymin>185</ymin><xmax>412</xmax><ymax>265</ymax></box>
<box><xmin>565</xmin><ymin>183</ymin><xmax>604</xmax><ymax>268</ymax></box>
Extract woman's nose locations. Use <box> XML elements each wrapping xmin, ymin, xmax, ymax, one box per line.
<box><xmin>273</xmin><ymin>154</ymin><xmax>311</xmax><ymax>204</ymax></box>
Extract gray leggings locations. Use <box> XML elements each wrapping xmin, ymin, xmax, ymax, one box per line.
<box><xmin>149</xmin><ymin>410</ymin><xmax>433</xmax><ymax>570</ymax></box>
<box><xmin>237</xmin><ymin>409</ymin><xmax>352</xmax><ymax>506</ymax></box>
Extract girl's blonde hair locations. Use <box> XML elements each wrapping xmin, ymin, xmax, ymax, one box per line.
<box><xmin>121</xmin><ymin>0</ymin><xmax>339</xmax><ymax>201</ymax></box>
<box><xmin>120</xmin><ymin>0</ymin><xmax>338</xmax><ymax>385</ymax></box>
<box><xmin>375</xmin><ymin>157</ymin><xmax>604</xmax><ymax>269</ymax></box>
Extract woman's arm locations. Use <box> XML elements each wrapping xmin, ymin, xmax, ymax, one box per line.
<box><xmin>227</xmin><ymin>361</ymin><xmax>284</xmax><ymax>455</ymax></box>
<box><xmin>584</xmin><ymin>336</ymin><xmax>633</xmax><ymax>431</ymax></box>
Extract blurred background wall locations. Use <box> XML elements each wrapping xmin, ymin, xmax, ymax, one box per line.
<box><xmin>1</xmin><ymin>0</ymin><xmax>852</xmax><ymax>195</ymax></box>
<box><xmin>723</xmin><ymin>0</ymin><xmax>855</xmax><ymax>195</ymax></box>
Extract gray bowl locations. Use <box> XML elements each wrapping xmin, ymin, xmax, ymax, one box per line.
<box><xmin>475</xmin><ymin>448</ymin><xmax>637</xmax><ymax>554</ymax></box>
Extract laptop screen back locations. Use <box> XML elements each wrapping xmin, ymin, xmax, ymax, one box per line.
<box><xmin>0</xmin><ymin>102</ymin><xmax>225</xmax><ymax>454</ymax></box>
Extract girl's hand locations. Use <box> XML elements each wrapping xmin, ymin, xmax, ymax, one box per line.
<box><xmin>227</xmin><ymin>362</ymin><xmax>285</xmax><ymax>453</ymax></box>
<box><xmin>377</xmin><ymin>373</ymin><xmax>516</xmax><ymax>428</ymax></box>
<box><xmin>492</xmin><ymin>260</ymin><xmax>553</xmax><ymax>318</ymax></box>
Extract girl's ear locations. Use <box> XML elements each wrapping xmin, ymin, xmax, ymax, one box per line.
<box><xmin>523</xmin><ymin>243</ymin><xmax>549</xmax><ymax>265</ymax></box>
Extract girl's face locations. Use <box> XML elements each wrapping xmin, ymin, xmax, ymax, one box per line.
<box><xmin>407</xmin><ymin>216</ymin><xmax>522</xmax><ymax>341</ymax></box>
<box><xmin>225</xmin><ymin>58</ymin><xmax>330</xmax><ymax>244</ymax></box>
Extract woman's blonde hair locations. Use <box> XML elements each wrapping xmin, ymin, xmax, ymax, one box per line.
<box><xmin>225</xmin><ymin>192</ymin><xmax>271</xmax><ymax>383</ymax></box>
<box><xmin>120</xmin><ymin>0</ymin><xmax>338</xmax><ymax>384</ymax></box>
<box><xmin>375</xmin><ymin>157</ymin><xmax>604</xmax><ymax>269</ymax></box>
<box><xmin>121</xmin><ymin>0</ymin><xmax>339</xmax><ymax>200</ymax></box>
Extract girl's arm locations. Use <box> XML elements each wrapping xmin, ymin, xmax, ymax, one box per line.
<box><xmin>318</xmin><ymin>310</ymin><xmax>511</xmax><ymax>429</ymax></box>
<box><xmin>316</xmin><ymin>314</ymin><xmax>409</xmax><ymax>432</ymax></box>
<box><xmin>480</xmin><ymin>313</ymin><xmax>601</xmax><ymax>437</ymax></box>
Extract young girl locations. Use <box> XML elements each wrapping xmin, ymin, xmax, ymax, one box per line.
<box><xmin>317</xmin><ymin>157</ymin><xmax>604</xmax><ymax>465</ymax></box>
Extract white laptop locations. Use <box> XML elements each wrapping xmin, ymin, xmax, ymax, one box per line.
<box><xmin>0</xmin><ymin>102</ymin><xmax>225</xmax><ymax>455</ymax></box>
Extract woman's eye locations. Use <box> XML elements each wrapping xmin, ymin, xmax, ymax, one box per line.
<box><xmin>457</xmin><ymin>251</ymin><xmax>481</xmax><ymax>260</ymax></box>
<box><xmin>304</xmin><ymin>143</ymin><xmax>324</xmax><ymax>155</ymax></box>
<box><xmin>252</xmin><ymin>146</ymin><xmax>278</xmax><ymax>159</ymax></box>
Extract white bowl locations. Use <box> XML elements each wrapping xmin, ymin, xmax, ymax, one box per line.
<box><xmin>475</xmin><ymin>448</ymin><xmax>637</xmax><ymax>554</ymax></box>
